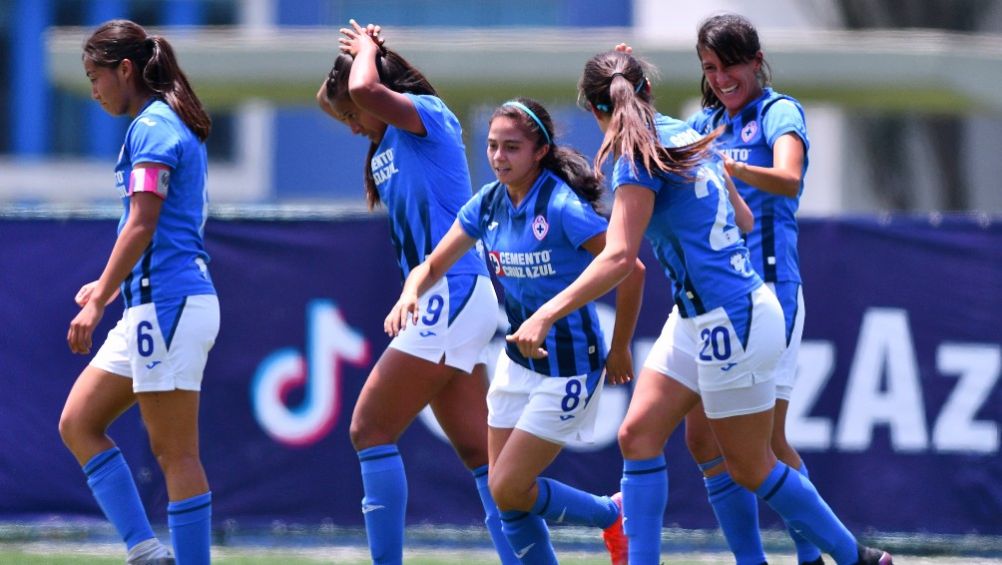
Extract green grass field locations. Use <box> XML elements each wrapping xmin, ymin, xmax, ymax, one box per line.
<box><xmin>4</xmin><ymin>544</ymin><xmax>1002</xmax><ymax>564</ymax></box>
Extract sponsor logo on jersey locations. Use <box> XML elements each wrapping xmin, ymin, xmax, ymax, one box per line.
<box><xmin>371</xmin><ymin>148</ymin><xmax>399</xmax><ymax>185</ymax></box>
<box><xmin>741</xmin><ymin>120</ymin><xmax>759</xmax><ymax>143</ymax></box>
<box><xmin>139</xmin><ymin>117</ymin><xmax>158</xmax><ymax>127</ymax></box>
<box><xmin>488</xmin><ymin>249</ymin><xmax>556</xmax><ymax>279</ymax></box>
<box><xmin>532</xmin><ymin>215</ymin><xmax>549</xmax><ymax>240</ymax></box>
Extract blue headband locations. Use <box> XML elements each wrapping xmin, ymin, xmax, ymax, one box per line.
<box><xmin>595</xmin><ymin>74</ymin><xmax>647</xmax><ymax>113</ymax></box>
<box><xmin>503</xmin><ymin>100</ymin><xmax>552</xmax><ymax>145</ymax></box>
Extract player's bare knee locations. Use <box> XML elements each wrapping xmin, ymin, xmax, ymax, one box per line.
<box><xmin>488</xmin><ymin>475</ymin><xmax>531</xmax><ymax>512</ymax></box>
<box><xmin>685</xmin><ymin>428</ymin><xmax>719</xmax><ymax>464</ymax></box>
<box><xmin>618</xmin><ymin>423</ymin><xmax>656</xmax><ymax>460</ymax></box>
<box><xmin>57</xmin><ymin>409</ymin><xmax>94</xmax><ymax>452</ymax></box>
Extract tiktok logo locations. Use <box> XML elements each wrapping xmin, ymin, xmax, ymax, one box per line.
<box><xmin>251</xmin><ymin>300</ymin><xmax>370</xmax><ymax>447</ymax></box>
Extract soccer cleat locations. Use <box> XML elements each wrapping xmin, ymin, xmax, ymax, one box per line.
<box><xmin>802</xmin><ymin>558</ymin><xmax>825</xmax><ymax>565</ymax></box>
<box><xmin>855</xmin><ymin>544</ymin><xmax>893</xmax><ymax>565</ymax></box>
<box><xmin>602</xmin><ymin>492</ymin><xmax>628</xmax><ymax>565</ymax></box>
<box><xmin>126</xmin><ymin>538</ymin><xmax>175</xmax><ymax>565</ymax></box>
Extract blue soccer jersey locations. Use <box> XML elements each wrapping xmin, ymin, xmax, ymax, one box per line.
<box><xmin>374</xmin><ymin>94</ymin><xmax>488</xmax><ymax>280</ymax></box>
<box><xmin>458</xmin><ymin>169</ymin><xmax>608</xmax><ymax>376</ymax></box>
<box><xmin>612</xmin><ymin>114</ymin><xmax>761</xmax><ymax>317</ymax></box>
<box><xmin>687</xmin><ymin>88</ymin><xmax>809</xmax><ymax>283</ymax></box>
<box><xmin>115</xmin><ymin>99</ymin><xmax>214</xmax><ymax>307</ymax></box>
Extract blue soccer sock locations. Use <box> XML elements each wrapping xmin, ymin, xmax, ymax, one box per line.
<box><xmin>704</xmin><ymin>470</ymin><xmax>767</xmax><ymax>565</ymax></box>
<box><xmin>358</xmin><ymin>444</ymin><xmax>407</xmax><ymax>565</ymax></box>
<box><xmin>499</xmin><ymin>510</ymin><xmax>557</xmax><ymax>565</ymax></box>
<box><xmin>621</xmin><ymin>455</ymin><xmax>668</xmax><ymax>565</ymax></box>
<box><xmin>756</xmin><ymin>462</ymin><xmax>857</xmax><ymax>565</ymax></box>
<box><xmin>787</xmin><ymin>461</ymin><xmax>823</xmax><ymax>564</ymax></box>
<box><xmin>472</xmin><ymin>465</ymin><xmax>519</xmax><ymax>564</ymax></box>
<box><xmin>82</xmin><ymin>447</ymin><xmax>156</xmax><ymax>550</ymax></box>
<box><xmin>531</xmin><ymin>477</ymin><xmax>619</xmax><ymax>529</ymax></box>
<box><xmin>167</xmin><ymin>491</ymin><xmax>212</xmax><ymax>565</ymax></box>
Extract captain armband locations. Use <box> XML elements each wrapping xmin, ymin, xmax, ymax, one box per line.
<box><xmin>129</xmin><ymin>167</ymin><xmax>170</xmax><ymax>199</ymax></box>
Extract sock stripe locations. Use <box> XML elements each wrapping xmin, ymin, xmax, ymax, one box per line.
<box><xmin>623</xmin><ymin>465</ymin><xmax>667</xmax><ymax>476</ymax></box>
<box><xmin>761</xmin><ymin>465</ymin><xmax>791</xmax><ymax>501</ymax></box>
<box><xmin>707</xmin><ymin>481</ymin><xmax>743</xmax><ymax>498</ymax></box>
<box><xmin>167</xmin><ymin>501</ymin><xmax>212</xmax><ymax>515</ymax></box>
<box><xmin>83</xmin><ymin>449</ymin><xmax>121</xmax><ymax>477</ymax></box>
<box><xmin>358</xmin><ymin>451</ymin><xmax>399</xmax><ymax>463</ymax></box>
<box><xmin>535</xmin><ymin>480</ymin><xmax>552</xmax><ymax>516</ymax></box>
<box><xmin>697</xmin><ymin>456</ymin><xmax>725</xmax><ymax>473</ymax></box>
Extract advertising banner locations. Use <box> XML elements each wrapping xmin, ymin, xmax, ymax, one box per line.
<box><xmin>1</xmin><ymin>215</ymin><xmax>999</xmax><ymax>535</ymax></box>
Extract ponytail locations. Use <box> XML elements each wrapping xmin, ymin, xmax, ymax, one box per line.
<box><xmin>83</xmin><ymin>20</ymin><xmax>211</xmax><ymax>140</ymax></box>
<box><xmin>579</xmin><ymin>51</ymin><xmax>716</xmax><ymax>182</ymax></box>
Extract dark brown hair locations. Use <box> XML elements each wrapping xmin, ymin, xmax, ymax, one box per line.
<box><xmin>325</xmin><ymin>48</ymin><xmax>437</xmax><ymax>209</ymax></box>
<box><xmin>578</xmin><ymin>50</ymin><xmax>717</xmax><ymax>181</ymax></box>
<box><xmin>696</xmin><ymin>13</ymin><xmax>772</xmax><ymax>109</ymax></box>
<box><xmin>490</xmin><ymin>97</ymin><xmax>604</xmax><ymax>211</ymax></box>
<box><xmin>84</xmin><ymin>19</ymin><xmax>211</xmax><ymax>140</ymax></box>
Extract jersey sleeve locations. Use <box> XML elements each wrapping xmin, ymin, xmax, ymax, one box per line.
<box><xmin>457</xmin><ymin>186</ymin><xmax>487</xmax><ymax>239</ymax></box>
<box><xmin>405</xmin><ymin>94</ymin><xmax>452</xmax><ymax>143</ymax></box>
<box><xmin>686</xmin><ymin>109</ymin><xmax>713</xmax><ymax>135</ymax></box>
<box><xmin>128</xmin><ymin>115</ymin><xmax>181</xmax><ymax>169</ymax></box>
<box><xmin>612</xmin><ymin>154</ymin><xmax>661</xmax><ymax>195</ymax></box>
<box><xmin>559</xmin><ymin>192</ymin><xmax>607</xmax><ymax>249</ymax></box>
<box><xmin>763</xmin><ymin>98</ymin><xmax>809</xmax><ymax>152</ymax></box>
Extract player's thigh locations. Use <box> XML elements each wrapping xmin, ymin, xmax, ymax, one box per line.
<box><xmin>136</xmin><ymin>389</ymin><xmax>201</xmax><ymax>457</ymax></box>
<box><xmin>350</xmin><ymin>348</ymin><xmax>460</xmax><ymax>446</ymax></box>
<box><xmin>706</xmin><ymin>408</ymin><xmax>776</xmax><ymax>489</ymax></box>
<box><xmin>430</xmin><ymin>362</ymin><xmax>490</xmax><ymax>466</ymax></box>
<box><xmin>60</xmin><ymin>365</ymin><xmax>136</xmax><ymax>461</ymax></box>
<box><xmin>619</xmin><ymin>367</ymin><xmax>699</xmax><ymax>459</ymax></box>
<box><xmin>490</xmin><ymin>429</ymin><xmax>563</xmax><ymax>503</ymax></box>
<box><xmin>684</xmin><ymin>402</ymin><xmax>723</xmax><ymax>465</ymax></box>
<box><xmin>488</xmin><ymin>426</ymin><xmax>514</xmax><ymax>469</ymax></box>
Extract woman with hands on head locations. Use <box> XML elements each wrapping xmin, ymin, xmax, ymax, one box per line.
<box><xmin>60</xmin><ymin>19</ymin><xmax>218</xmax><ymax>565</ymax></box>
<box><xmin>387</xmin><ymin>96</ymin><xmax>643</xmax><ymax>565</ymax></box>
<box><xmin>509</xmin><ymin>48</ymin><xmax>891</xmax><ymax>565</ymax></box>
<box><xmin>318</xmin><ymin>20</ymin><xmax>514</xmax><ymax>565</ymax></box>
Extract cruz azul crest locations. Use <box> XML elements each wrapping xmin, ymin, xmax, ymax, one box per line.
<box><xmin>532</xmin><ymin>214</ymin><xmax>549</xmax><ymax>241</ymax></box>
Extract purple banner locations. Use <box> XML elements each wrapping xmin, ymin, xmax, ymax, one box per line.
<box><xmin>1</xmin><ymin>215</ymin><xmax>999</xmax><ymax>535</ymax></box>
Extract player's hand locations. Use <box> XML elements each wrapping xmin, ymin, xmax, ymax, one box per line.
<box><xmin>67</xmin><ymin>301</ymin><xmax>105</xmax><ymax>355</ymax></box>
<box><xmin>604</xmin><ymin>346</ymin><xmax>634</xmax><ymax>385</ymax></box>
<box><xmin>505</xmin><ymin>314</ymin><xmax>551</xmax><ymax>359</ymax></box>
<box><xmin>384</xmin><ymin>292</ymin><xmax>420</xmax><ymax>337</ymax></box>
<box><xmin>339</xmin><ymin>19</ymin><xmax>382</xmax><ymax>57</ymax></box>
<box><xmin>718</xmin><ymin>150</ymin><xmax>741</xmax><ymax>178</ymax></box>
<box><xmin>74</xmin><ymin>281</ymin><xmax>119</xmax><ymax>307</ymax></box>
<box><xmin>614</xmin><ymin>43</ymin><xmax>633</xmax><ymax>54</ymax></box>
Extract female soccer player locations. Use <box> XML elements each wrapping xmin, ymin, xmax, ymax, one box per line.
<box><xmin>508</xmin><ymin>49</ymin><xmax>892</xmax><ymax>565</ymax></box>
<box><xmin>317</xmin><ymin>20</ymin><xmax>511</xmax><ymax>564</ymax></box>
<box><xmin>684</xmin><ymin>13</ymin><xmax>822</xmax><ymax>565</ymax></box>
<box><xmin>60</xmin><ymin>19</ymin><xmax>217</xmax><ymax>565</ymax></box>
<box><xmin>386</xmin><ymin>97</ymin><xmax>645</xmax><ymax>565</ymax></box>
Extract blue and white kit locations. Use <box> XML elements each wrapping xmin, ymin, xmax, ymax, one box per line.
<box><xmin>459</xmin><ymin>169</ymin><xmax>608</xmax><ymax>443</ymax></box>
<box><xmin>688</xmin><ymin>87</ymin><xmax>809</xmax><ymax>398</ymax></box>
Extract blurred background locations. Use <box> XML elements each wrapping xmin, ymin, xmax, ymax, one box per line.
<box><xmin>3</xmin><ymin>0</ymin><xmax>1002</xmax><ymax>212</ymax></box>
<box><xmin>1</xmin><ymin>0</ymin><xmax>1001</xmax><ymax>561</ymax></box>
